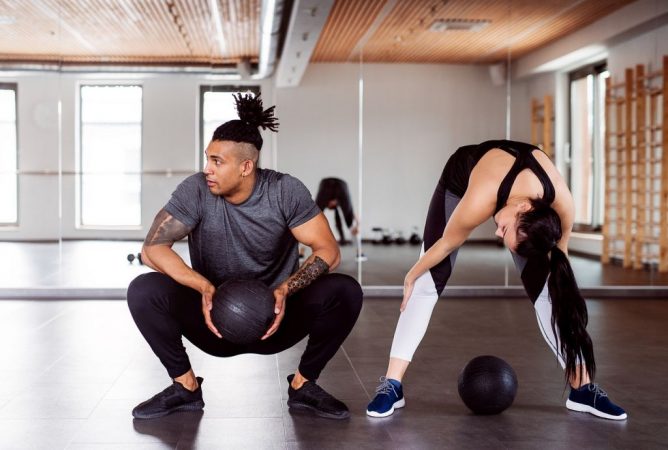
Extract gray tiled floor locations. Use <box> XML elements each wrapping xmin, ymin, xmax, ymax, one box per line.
<box><xmin>0</xmin><ymin>296</ymin><xmax>666</xmax><ymax>449</ymax></box>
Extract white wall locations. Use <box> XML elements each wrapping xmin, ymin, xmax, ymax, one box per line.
<box><xmin>607</xmin><ymin>22</ymin><xmax>668</xmax><ymax>76</ymax></box>
<box><xmin>274</xmin><ymin>63</ymin><xmax>359</xmax><ymax>220</ymax></box>
<box><xmin>363</xmin><ymin>64</ymin><xmax>506</xmax><ymax>239</ymax></box>
<box><xmin>1</xmin><ymin>73</ymin><xmax>61</xmax><ymax>240</ymax></box>
<box><xmin>276</xmin><ymin>63</ymin><xmax>507</xmax><ymax>240</ymax></box>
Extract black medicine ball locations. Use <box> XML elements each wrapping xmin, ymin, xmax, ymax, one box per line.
<box><xmin>211</xmin><ymin>279</ymin><xmax>276</xmax><ymax>345</ymax></box>
<box><xmin>457</xmin><ymin>355</ymin><xmax>518</xmax><ymax>415</ymax></box>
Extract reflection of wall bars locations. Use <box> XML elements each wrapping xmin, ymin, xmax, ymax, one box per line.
<box><xmin>602</xmin><ymin>55</ymin><xmax>668</xmax><ymax>271</ymax></box>
<box><xmin>530</xmin><ymin>95</ymin><xmax>554</xmax><ymax>159</ymax></box>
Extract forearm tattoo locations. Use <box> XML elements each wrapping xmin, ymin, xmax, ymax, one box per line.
<box><xmin>286</xmin><ymin>255</ymin><xmax>329</xmax><ymax>295</ymax></box>
<box><xmin>144</xmin><ymin>209</ymin><xmax>192</xmax><ymax>246</ymax></box>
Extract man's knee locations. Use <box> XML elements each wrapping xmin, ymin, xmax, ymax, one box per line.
<box><xmin>328</xmin><ymin>273</ymin><xmax>363</xmax><ymax>315</ymax></box>
<box><xmin>127</xmin><ymin>272</ymin><xmax>169</xmax><ymax>315</ymax></box>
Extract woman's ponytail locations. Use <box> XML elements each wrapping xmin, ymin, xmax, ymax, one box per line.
<box><xmin>516</xmin><ymin>198</ymin><xmax>595</xmax><ymax>383</ymax></box>
<box><xmin>548</xmin><ymin>246</ymin><xmax>595</xmax><ymax>383</ymax></box>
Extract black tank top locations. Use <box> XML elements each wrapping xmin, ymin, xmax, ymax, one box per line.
<box><xmin>439</xmin><ymin>140</ymin><xmax>555</xmax><ymax>213</ymax></box>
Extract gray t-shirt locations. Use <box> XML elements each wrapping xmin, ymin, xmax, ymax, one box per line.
<box><xmin>165</xmin><ymin>169</ymin><xmax>320</xmax><ymax>289</ymax></box>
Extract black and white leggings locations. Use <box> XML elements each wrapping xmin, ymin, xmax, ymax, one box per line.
<box><xmin>389</xmin><ymin>187</ymin><xmax>566</xmax><ymax>368</ymax></box>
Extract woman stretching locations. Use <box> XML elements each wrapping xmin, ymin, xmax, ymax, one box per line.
<box><xmin>366</xmin><ymin>140</ymin><xmax>626</xmax><ymax>421</ymax></box>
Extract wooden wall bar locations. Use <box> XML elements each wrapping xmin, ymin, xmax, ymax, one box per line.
<box><xmin>603</xmin><ymin>55</ymin><xmax>668</xmax><ymax>271</ymax></box>
<box><xmin>624</xmin><ymin>68</ymin><xmax>634</xmax><ymax>268</ymax></box>
<box><xmin>530</xmin><ymin>95</ymin><xmax>554</xmax><ymax>159</ymax></box>
<box><xmin>660</xmin><ymin>55</ymin><xmax>668</xmax><ymax>271</ymax></box>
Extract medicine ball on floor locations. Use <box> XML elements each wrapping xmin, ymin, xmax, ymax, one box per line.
<box><xmin>457</xmin><ymin>355</ymin><xmax>518</xmax><ymax>415</ymax></box>
<box><xmin>211</xmin><ymin>279</ymin><xmax>276</xmax><ymax>345</ymax></box>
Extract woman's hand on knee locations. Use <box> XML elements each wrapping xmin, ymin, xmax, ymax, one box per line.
<box><xmin>401</xmin><ymin>274</ymin><xmax>416</xmax><ymax>312</ymax></box>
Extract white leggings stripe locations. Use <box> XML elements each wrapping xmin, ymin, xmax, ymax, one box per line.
<box><xmin>533</xmin><ymin>280</ymin><xmax>566</xmax><ymax>368</ymax></box>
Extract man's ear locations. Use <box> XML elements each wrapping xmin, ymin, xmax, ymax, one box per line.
<box><xmin>241</xmin><ymin>159</ymin><xmax>254</xmax><ymax>177</ymax></box>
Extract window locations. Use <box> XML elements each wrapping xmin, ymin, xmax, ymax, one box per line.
<box><xmin>199</xmin><ymin>85</ymin><xmax>260</xmax><ymax>169</ymax></box>
<box><xmin>0</xmin><ymin>83</ymin><xmax>18</xmax><ymax>225</ymax></box>
<box><xmin>79</xmin><ymin>85</ymin><xmax>142</xmax><ymax>227</ymax></box>
<box><xmin>568</xmin><ymin>62</ymin><xmax>608</xmax><ymax>230</ymax></box>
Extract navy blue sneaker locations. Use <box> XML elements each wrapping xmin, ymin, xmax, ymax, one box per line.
<box><xmin>132</xmin><ymin>377</ymin><xmax>204</xmax><ymax>419</ymax></box>
<box><xmin>566</xmin><ymin>383</ymin><xmax>627</xmax><ymax>420</ymax></box>
<box><xmin>366</xmin><ymin>377</ymin><xmax>405</xmax><ymax>418</ymax></box>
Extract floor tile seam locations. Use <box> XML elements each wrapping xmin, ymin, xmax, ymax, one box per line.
<box><xmin>27</xmin><ymin>303</ymin><xmax>73</xmax><ymax>335</ymax></box>
<box><xmin>339</xmin><ymin>345</ymin><xmax>371</xmax><ymax>401</ymax></box>
<box><xmin>339</xmin><ymin>345</ymin><xmax>399</xmax><ymax>442</ymax></box>
<box><xmin>274</xmin><ymin>353</ymin><xmax>290</xmax><ymax>446</ymax></box>
<box><xmin>62</xmin><ymin>351</ymin><xmax>147</xmax><ymax>448</ymax></box>
<box><xmin>8</xmin><ymin>333</ymin><xmax>77</xmax><ymax>402</ymax></box>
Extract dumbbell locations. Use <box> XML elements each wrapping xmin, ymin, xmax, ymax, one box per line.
<box><xmin>127</xmin><ymin>253</ymin><xmax>143</xmax><ymax>265</ymax></box>
<box><xmin>409</xmin><ymin>232</ymin><xmax>422</xmax><ymax>245</ymax></box>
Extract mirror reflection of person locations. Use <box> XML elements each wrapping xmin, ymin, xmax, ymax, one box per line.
<box><xmin>315</xmin><ymin>178</ymin><xmax>359</xmax><ymax>245</ymax></box>
<box><xmin>366</xmin><ymin>140</ymin><xmax>626</xmax><ymax>421</ymax></box>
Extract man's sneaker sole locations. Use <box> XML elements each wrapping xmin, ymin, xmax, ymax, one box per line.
<box><xmin>287</xmin><ymin>399</ymin><xmax>351</xmax><ymax>420</ymax></box>
<box><xmin>132</xmin><ymin>399</ymin><xmax>205</xmax><ymax>420</ymax></box>
<box><xmin>366</xmin><ymin>397</ymin><xmax>406</xmax><ymax>418</ymax></box>
<box><xmin>565</xmin><ymin>399</ymin><xmax>628</xmax><ymax>421</ymax></box>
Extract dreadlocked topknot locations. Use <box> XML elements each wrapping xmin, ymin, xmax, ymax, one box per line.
<box><xmin>211</xmin><ymin>92</ymin><xmax>279</xmax><ymax>151</ymax></box>
<box><xmin>235</xmin><ymin>93</ymin><xmax>279</xmax><ymax>131</ymax></box>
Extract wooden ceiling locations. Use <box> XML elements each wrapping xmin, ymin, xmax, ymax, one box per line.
<box><xmin>0</xmin><ymin>0</ymin><xmax>260</xmax><ymax>66</ymax></box>
<box><xmin>0</xmin><ymin>0</ymin><xmax>637</xmax><ymax>67</ymax></box>
<box><xmin>312</xmin><ymin>0</ymin><xmax>637</xmax><ymax>64</ymax></box>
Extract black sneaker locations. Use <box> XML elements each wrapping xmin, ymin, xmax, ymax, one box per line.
<box><xmin>132</xmin><ymin>377</ymin><xmax>205</xmax><ymax>419</ymax></box>
<box><xmin>286</xmin><ymin>374</ymin><xmax>350</xmax><ymax>419</ymax></box>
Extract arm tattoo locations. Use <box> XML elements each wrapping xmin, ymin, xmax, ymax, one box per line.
<box><xmin>144</xmin><ymin>209</ymin><xmax>192</xmax><ymax>246</ymax></box>
<box><xmin>286</xmin><ymin>255</ymin><xmax>329</xmax><ymax>296</ymax></box>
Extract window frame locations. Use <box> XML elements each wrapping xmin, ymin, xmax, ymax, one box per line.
<box><xmin>567</xmin><ymin>60</ymin><xmax>608</xmax><ymax>232</ymax></box>
<box><xmin>76</xmin><ymin>82</ymin><xmax>143</xmax><ymax>230</ymax></box>
<box><xmin>0</xmin><ymin>82</ymin><xmax>19</xmax><ymax>227</ymax></box>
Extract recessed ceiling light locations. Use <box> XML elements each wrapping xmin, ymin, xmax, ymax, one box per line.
<box><xmin>429</xmin><ymin>18</ymin><xmax>491</xmax><ymax>32</ymax></box>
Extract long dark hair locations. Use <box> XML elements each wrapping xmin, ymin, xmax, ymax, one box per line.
<box><xmin>515</xmin><ymin>198</ymin><xmax>595</xmax><ymax>384</ymax></box>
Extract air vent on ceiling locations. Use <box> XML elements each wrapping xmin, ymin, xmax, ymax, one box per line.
<box><xmin>429</xmin><ymin>19</ymin><xmax>491</xmax><ymax>32</ymax></box>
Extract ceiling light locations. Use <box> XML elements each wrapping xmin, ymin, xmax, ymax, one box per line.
<box><xmin>209</xmin><ymin>0</ymin><xmax>226</xmax><ymax>54</ymax></box>
<box><xmin>429</xmin><ymin>19</ymin><xmax>491</xmax><ymax>32</ymax></box>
